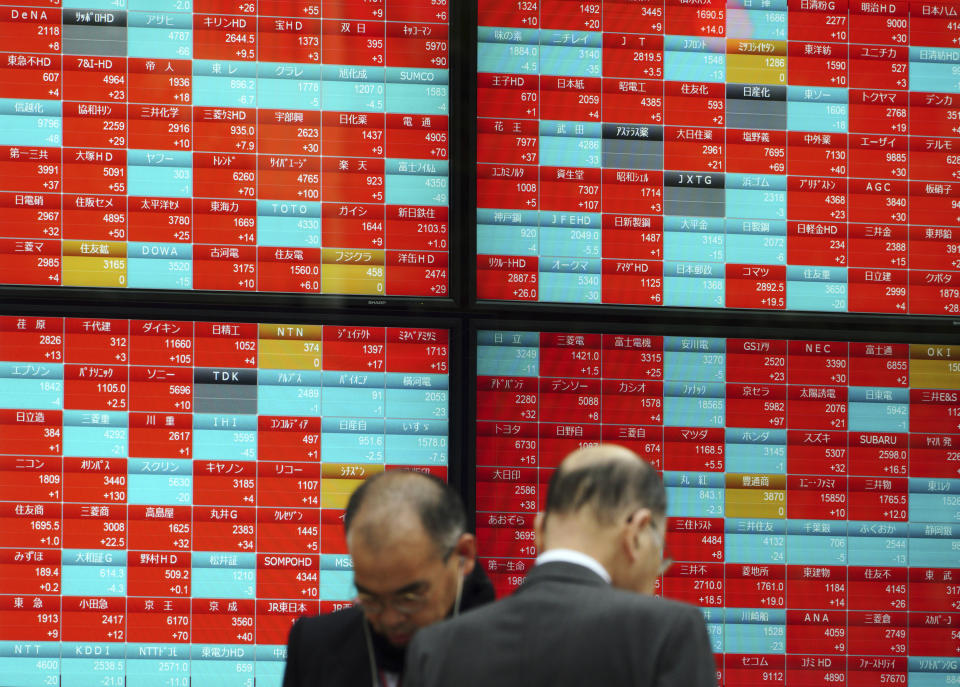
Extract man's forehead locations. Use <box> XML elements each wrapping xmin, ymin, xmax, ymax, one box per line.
<box><xmin>348</xmin><ymin>506</ymin><xmax>431</xmax><ymax>554</ymax></box>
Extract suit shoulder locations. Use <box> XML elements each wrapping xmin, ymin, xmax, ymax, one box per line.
<box><xmin>593</xmin><ymin>588</ymin><xmax>707</xmax><ymax>628</ymax></box>
<box><xmin>290</xmin><ymin>607</ymin><xmax>364</xmax><ymax>646</ymax></box>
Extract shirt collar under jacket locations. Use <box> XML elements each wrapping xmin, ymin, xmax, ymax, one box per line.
<box><xmin>535</xmin><ymin>548</ymin><xmax>612</xmax><ymax>584</ymax></box>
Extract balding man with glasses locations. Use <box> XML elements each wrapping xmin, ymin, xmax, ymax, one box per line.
<box><xmin>405</xmin><ymin>444</ymin><xmax>718</xmax><ymax>687</ymax></box>
<box><xmin>282</xmin><ymin>470</ymin><xmax>494</xmax><ymax>687</ymax></box>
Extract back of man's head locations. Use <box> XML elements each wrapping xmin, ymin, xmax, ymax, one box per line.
<box><xmin>545</xmin><ymin>444</ymin><xmax>666</xmax><ymax>523</ymax></box>
<box><xmin>345</xmin><ymin>469</ymin><xmax>466</xmax><ymax>554</ymax></box>
<box><xmin>539</xmin><ymin>444</ymin><xmax>667</xmax><ymax>593</ymax></box>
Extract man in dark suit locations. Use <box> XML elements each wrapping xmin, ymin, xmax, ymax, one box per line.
<box><xmin>282</xmin><ymin>470</ymin><xmax>494</xmax><ymax>687</ymax></box>
<box><xmin>405</xmin><ymin>444</ymin><xmax>718</xmax><ymax>687</ymax></box>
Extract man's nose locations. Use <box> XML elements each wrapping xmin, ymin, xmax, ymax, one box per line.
<box><xmin>379</xmin><ymin>604</ymin><xmax>407</xmax><ymax>628</ymax></box>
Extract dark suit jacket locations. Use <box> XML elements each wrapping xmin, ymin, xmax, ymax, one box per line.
<box><xmin>282</xmin><ymin>564</ymin><xmax>495</xmax><ymax>687</ymax></box>
<box><xmin>405</xmin><ymin>562</ymin><xmax>718</xmax><ymax>687</ymax></box>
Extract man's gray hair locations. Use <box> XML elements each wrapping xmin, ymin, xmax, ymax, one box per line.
<box><xmin>344</xmin><ymin>470</ymin><xmax>466</xmax><ymax>555</ymax></box>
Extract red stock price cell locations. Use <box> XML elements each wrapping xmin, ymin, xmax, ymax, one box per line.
<box><xmin>601</xmin><ymin>425</ymin><xmax>663</xmax><ymax>471</ymax></box>
<box><xmin>477</xmin><ymin>73</ymin><xmax>539</xmax><ymax>120</ymax></box>
<box><xmin>194</xmin><ymin>108</ymin><xmax>256</xmax><ymax>155</ymax></box>
<box><xmin>787</xmin><ymin>385</ymin><xmax>848</xmax><ymax>431</ymax></box>
<box><xmin>194</xmin><ymin>244</ymin><xmax>257</xmax><ymax>291</ymax></box>
<box><xmin>540</xmin><ymin>77</ymin><xmax>601</xmax><ymax>122</ymax></box>
<box><xmin>63</xmin><ymin>457</ymin><xmax>126</xmax><ymax>504</ymax></box>
<box><xmin>127</xmin><ymin>597</ymin><xmax>192</xmax><ymax>644</ymax></box>
<box><xmin>478</xmin><ymin>118</ymin><xmax>537</xmax><ymax>165</ymax></box>
<box><xmin>387</xmin><ymin>327</ymin><xmax>448</xmax><ymax>374</ymax></box>
<box><xmin>538</xmin><ymin>423</ymin><xmax>602</xmax><ymax>469</ymax></box>
<box><xmin>786</xmin><ymin>565</ymin><xmax>847</xmax><ymax>611</ymax></box>
<box><xmin>0</xmin><ymin>595</ymin><xmax>61</xmax><ymax>642</ymax></box>
<box><xmin>0</xmin><ymin>549</ymin><xmax>61</xmax><ymax>596</ymax></box>
<box><xmin>725</xmin><ymin>264</ymin><xmax>787</xmax><ymax>310</ymax></box>
<box><xmin>664</xmin><ymin>127</ymin><xmax>724</xmax><ymax>172</ymax></box>
<box><xmin>602</xmin><ymin>259</ymin><xmax>665</xmax><ymax>305</ymax></box>
<box><xmin>476</xmin><ymin>421</ymin><xmax>539</xmax><ymax>468</ymax></box>
<box><xmin>192</xmin><ymin>598</ymin><xmax>256</xmax><ymax>645</ymax></box>
<box><xmin>602</xmin><ymin>169</ymin><xmax>664</xmax><ymax>215</ymax></box>
<box><xmin>849</xmin><ymin>611</ymin><xmax>909</xmax><ymax>657</ymax></box>
<box><xmin>194</xmin><ymin>321</ymin><xmax>257</xmax><ymax>368</ymax></box>
<box><xmin>849</xmin><ymin>432</ymin><xmax>908</xmax><ymax>478</ymax></box>
<box><xmin>258</xmin><ymin>17</ymin><xmax>322</xmax><ymax>64</ymax></box>
<box><xmin>726</xmin><ymin>383</ymin><xmax>787</xmax><ymax>429</ymax></box>
<box><xmin>485</xmin><ymin>263</ymin><xmax>535</xmax><ymax>308</ymax></box>
<box><xmin>193</xmin><ymin>506</ymin><xmax>256</xmax><ymax>552</ymax></box>
<box><xmin>257</xmin><ymin>420</ymin><xmax>322</xmax><ymax>462</ymax></box>
<box><xmin>786</xmin><ymin>609</ymin><xmax>849</xmax><ymax>656</ymax></box>
<box><xmin>726</xmin><ymin>129</ymin><xmax>787</xmax><ymax>175</ymax></box>
<box><xmin>476</xmin><ymin>514</ymin><xmax>536</xmax><ymax>559</ymax></box>
<box><xmin>320</xmin><ymin>509</ymin><xmax>348</xmax><ymax>556</ymax></box>
<box><xmin>128</xmin><ymin>551</ymin><xmax>191</xmax><ymax>597</ymax></box>
<box><xmin>194</xmin><ymin>14</ymin><xmax>257</xmax><ymax>61</ymax></box>
<box><xmin>602</xmin><ymin>78</ymin><xmax>663</xmax><ymax>123</ymax></box>
<box><xmin>0</xmin><ymin>410</ymin><xmax>63</xmax><ymax>456</ymax></box>
<box><xmin>476</xmin><ymin>467</ymin><xmax>538</xmax><ymax>513</ymax></box>
<box><xmin>194</xmin><ymin>461</ymin><xmax>256</xmax><ymax>507</ymax></box>
<box><xmin>0</xmin><ymin>455</ymin><xmax>63</xmax><ymax>503</ymax></box>
<box><xmin>602</xmin><ymin>214</ymin><xmax>663</xmax><ymax>260</ymax></box>
<box><xmin>667</xmin><ymin>519</ymin><xmax>724</xmax><ymax>564</ymax></box>
<box><xmin>129</xmin><ymin>366</ymin><xmax>192</xmax><ymax>413</ymax></box>
<box><xmin>256</xmin><ymin>599</ymin><xmax>319</xmax><ymax>646</ymax></box>
<box><xmin>129</xmin><ymin>413</ymin><xmax>192</xmax><ymax>460</ymax></box>
<box><xmin>0</xmin><ymin>53</ymin><xmax>61</xmax><ymax>101</ymax></box>
<box><xmin>664</xmin><ymin>82</ymin><xmax>724</xmax><ymax>128</ymax></box>
<box><xmin>0</xmin><ymin>8</ymin><xmax>61</xmax><ymax>54</ymax></box>
<box><xmin>257</xmin><ymin>507</ymin><xmax>319</xmax><ymax>554</ymax></box>
<box><xmin>787</xmin><ymin>475</ymin><xmax>849</xmax><ymax>520</ymax></box>
<box><xmin>663</xmin><ymin>428</ymin><xmax>725</xmax><ymax>472</ymax></box>
<box><xmin>127</xmin><ymin>506</ymin><xmax>192</xmax><ymax>552</ymax></box>
<box><xmin>725</xmin><ymin>563</ymin><xmax>786</xmax><ymax>609</ymax></box>
<box><xmin>62</xmin><ymin>56</ymin><xmax>126</xmax><ymax>104</ymax></box>
<box><xmin>258</xmin><ymin>461</ymin><xmax>321</xmax><ymax>508</ymax></box>
<box><xmin>724</xmin><ymin>654</ymin><xmax>786</xmax><ymax>686</ymax></box>
<box><xmin>662</xmin><ymin>562</ymin><xmax>725</xmax><ymax>606</ymax></box>
<box><xmin>601</xmin><ymin>379</ymin><xmax>664</xmax><ymax>425</ymax></box>
<box><xmin>62</xmin><ymin>503</ymin><xmax>126</xmax><ymax>550</ymax></box>
<box><xmin>665</xmin><ymin>0</ymin><xmax>726</xmax><ymax>37</ymax></box>
<box><xmin>257</xmin><ymin>554</ymin><xmax>319</xmax><ymax>600</ymax></box>
<box><xmin>321</xmin><ymin>19</ymin><xmax>385</xmax><ymax>66</ymax></box>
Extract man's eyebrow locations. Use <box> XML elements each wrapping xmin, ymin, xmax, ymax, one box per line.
<box><xmin>355</xmin><ymin>580</ymin><xmax>429</xmax><ymax>596</ymax></box>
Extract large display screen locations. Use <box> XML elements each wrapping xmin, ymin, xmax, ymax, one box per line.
<box><xmin>0</xmin><ymin>315</ymin><xmax>450</xmax><ymax>687</ymax></box>
<box><xmin>0</xmin><ymin>1</ymin><xmax>450</xmax><ymax>296</ymax></box>
<box><xmin>477</xmin><ymin>329</ymin><xmax>959</xmax><ymax>685</ymax></box>
<box><xmin>477</xmin><ymin>2</ymin><xmax>960</xmax><ymax>315</ymax></box>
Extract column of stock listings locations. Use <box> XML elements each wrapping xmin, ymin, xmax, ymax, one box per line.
<box><xmin>0</xmin><ymin>316</ymin><xmax>451</xmax><ymax>686</ymax></box>
<box><xmin>477</xmin><ymin>0</ymin><xmax>960</xmax><ymax>314</ymax></box>
<box><xmin>0</xmin><ymin>0</ymin><xmax>450</xmax><ymax>296</ymax></box>
<box><xmin>477</xmin><ymin>330</ymin><xmax>960</xmax><ymax>686</ymax></box>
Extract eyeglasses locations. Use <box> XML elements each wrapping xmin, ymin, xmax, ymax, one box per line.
<box><xmin>356</xmin><ymin>589</ymin><xmax>431</xmax><ymax>616</ymax></box>
<box><xmin>354</xmin><ymin>544</ymin><xmax>458</xmax><ymax>616</ymax></box>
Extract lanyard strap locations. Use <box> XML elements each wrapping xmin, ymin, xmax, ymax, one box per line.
<box><xmin>362</xmin><ymin>565</ymin><xmax>465</xmax><ymax>687</ymax></box>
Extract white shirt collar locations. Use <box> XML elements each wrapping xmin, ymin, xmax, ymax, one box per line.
<box><xmin>535</xmin><ymin>548</ymin><xmax>611</xmax><ymax>584</ymax></box>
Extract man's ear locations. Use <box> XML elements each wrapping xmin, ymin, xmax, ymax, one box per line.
<box><xmin>454</xmin><ymin>532</ymin><xmax>477</xmax><ymax>576</ymax></box>
<box><xmin>624</xmin><ymin>507</ymin><xmax>651</xmax><ymax>561</ymax></box>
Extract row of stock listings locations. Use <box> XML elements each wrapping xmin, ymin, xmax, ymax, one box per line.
<box><xmin>477</xmin><ymin>0</ymin><xmax>960</xmax><ymax>315</ymax></box>
<box><xmin>476</xmin><ymin>330</ymin><xmax>960</xmax><ymax>686</ymax></box>
<box><xmin>0</xmin><ymin>315</ymin><xmax>451</xmax><ymax>686</ymax></box>
<box><xmin>0</xmin><ymin>0</ymin><xmax>451</xmax><ymax>296</ymax></box>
